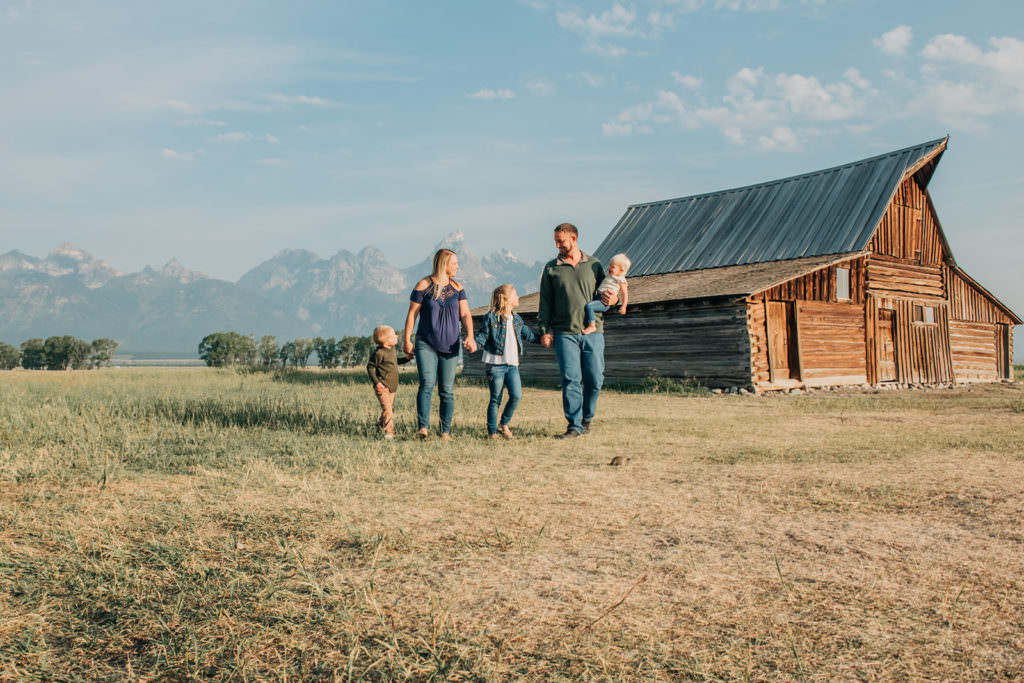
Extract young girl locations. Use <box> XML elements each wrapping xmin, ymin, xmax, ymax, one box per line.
<box><xmin>473</xmin><ymin>284</ymin><xmax>540</xmax><ymax>439</ymax></box>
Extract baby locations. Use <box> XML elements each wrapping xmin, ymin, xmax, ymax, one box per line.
<box><xmin>366</xmin><ymin>325</ymin><xmax>412</xmax><ymax>438</ymax></box>
<box><xmin>582</xmin><ymin>253</ymin><xmax>630</xmax><ymax>335</ymax></box>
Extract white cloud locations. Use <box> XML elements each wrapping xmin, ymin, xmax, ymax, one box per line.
<box><xmin>713</xmin><ymin>0</ymin><xmax>782</xmax><ymax>10</ymax></box>
<box><xmin>466</xmin><ymin>88</ymin><xmax>516</xmax><ymax>100</ymax></box>
<box><xmin>557</xmin><ymin>3</ymin><xmax>637</xmax><ymax>57</ymax></box>
<box><xmin>176</xmin><ymin>118</ymin><xmax>226</xmax><ymax>127</ymax></box>
<box><xmin>915</xmin><ymin>34</ymin><xmax>1024</xmax><ymax>126</ymax></box>
<box><xmin>671</xmin><ymin>72</ymin><xmax>703</xmax><ymax>89</ymax></box>
<box><xmin>268</xmin><ymin>93</ymin><xmax>341</xmax><ymax>107</ymax></box>
<box><xmin>525</xmin><ymin>79</ymin><xmax>556</xmax><ymax>97</ymax></box>
<box><xmin>603</xmin><ymin>64</ymin><xmax>871</xmax><ymax>145</ymax></box>
<box><xmin>255</xmin><ymin>158</ymin><xmax>288</xmax><ymax>167</ymax></box>
<box><xmin>844</xmin><ymin>67</ymin><xmax>871</xmax><ymax>90</ymax></box>
<box><xmin>161</xmin><ymin>149</ymin><xmax>193</xmax><ymax>162</ymax></box>
<box><xmin>876</xmin><ymin>25</ymin><xmax>913</xmax><ymax>55</ymax></box>
<box><xmin>265</xmin><ymin>134</ymin><xmax>280</xmax><ymax>143</ymax></box>
<box><xmin>756</xmin><ymin>126</ymin><xmax>802</xmax><ymax>152</ymax></box>
<box><xmin>213</xmin><ymin>131</ymin><xmax>252</xmax><ymax>143</ymax></box>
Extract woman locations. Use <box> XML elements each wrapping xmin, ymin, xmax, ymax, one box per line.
<box><xmin>403</xmin><ymin>249</ymin><xmax>476</xmax><ymax>439</ymax></box>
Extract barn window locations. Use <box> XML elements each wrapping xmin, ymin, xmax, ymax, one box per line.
<box><xmin>913</xmin><ymin>305</ymin><xmax>935</xmax><ymax>324</ymax></box>
<box><xmin>836</xmin><ymin>267</ymin><xmax>851</xmax><ymax>301</ymax></box>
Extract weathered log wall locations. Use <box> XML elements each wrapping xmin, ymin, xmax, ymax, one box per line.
<box><xmin>464</xmin><ymin>300</ymin><xmax>753</xmax><ymax>388</ymax></box>
<box><xmin>758</xmin><ymin>259</ymin><xmax>866</xmax><ymax>305</ymax></box>
<box><xmin>866</xmin><ymin>255</ymin><xmax>945</xmax><ymax>300</ymax></box>
<box><xmin>946</xmin><ymin>267</ymin><xmax>1016</xmax><ymax>325</ymax></box>
<box><xmin>794</xmin><ymin>301</ymin><xmax>868</xmax><ymax>386</ymax></box>
<box><xmin>868</xmin><ymin>177</ymin><xmax>945</xmax><ymax>264</ymax></box>
<box><xmin>948</xmin><ymin>320</ymin><xmax>1000</xmax><ymax>382</ymax></box>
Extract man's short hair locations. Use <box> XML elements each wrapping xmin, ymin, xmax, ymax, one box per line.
<box><xmin>554</xmin><ymin>222</ymin><xmax>578</xmax><ymax>237</ymax></box>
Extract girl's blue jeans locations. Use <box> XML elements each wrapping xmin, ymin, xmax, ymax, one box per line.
<box><xmin>486</xmin><ymin>364</ymin><xmax>522</xmax><ymax>434</ymax></box>
<box><xmin>414</xmin><ymin>338</ymin><xmax>459</xmax><ymax>434</ymax></box>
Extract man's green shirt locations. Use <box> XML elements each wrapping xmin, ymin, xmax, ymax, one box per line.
<box><xmin>538</xmin><ymin>252</ymin><xmax>606</xmax><ymax>335</ymax></box>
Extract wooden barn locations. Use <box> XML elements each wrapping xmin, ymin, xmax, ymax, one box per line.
<box><xmin>465</xmin><ymin>137</ymin><xmax>1020</xmax><ymax>391</ymax></box>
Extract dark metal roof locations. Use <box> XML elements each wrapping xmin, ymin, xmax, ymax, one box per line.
<box><xmin>594</xmin><ymin>138</ymin><xmax>949</xmax><ymax>277</ymax></box>
<box><xmin>479</xmin><ymin>252</ymin><xmax>867</xmax><ymax>317</ymax></box>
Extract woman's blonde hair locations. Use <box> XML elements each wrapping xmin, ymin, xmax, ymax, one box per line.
<box><xmin>490</xmin><ymin>284</ymin><xmax>516</xmax><ymax>316</ymax></box>
<box><xmin>430</xmin><ymin>249</ymin><xmax>457</xmax><ymax>299</ymax></box>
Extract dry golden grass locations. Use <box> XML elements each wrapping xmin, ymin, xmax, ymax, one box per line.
<box><xmin>1</xmin><ymin>367</ymin><xmax>1023</xmax><ymax>680</ymax></box>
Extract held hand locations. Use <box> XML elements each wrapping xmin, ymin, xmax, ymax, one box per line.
<box><xmin>600</xmin><ymin>291</ymin><xmax>617</xmax><ymax>306</ymax></box>
<box><xmin>375</xmin><ymin>382</ymin><xmax>386</xmax><ymax>393</ymax></box>
<box><xmin>403</xmin><ymin>339</ymin><xmax>414</xmax><ymax>356</ymax></box>
<box><xmin>541</xmin><ymin>334</ymin><xmax>553</xmax><ymax>348</ymax></box>
<box><xmin>463</xmin><ymin>338</ymin><xmax>477</xmax><ymax>353</ymax></box>
<box><xmin>619</xmin><ymin>305</ymin><xmax>627</xmax><ymax>315</ymax></box>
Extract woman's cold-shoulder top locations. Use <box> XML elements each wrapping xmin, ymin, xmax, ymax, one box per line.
<box><xmin>410</xmin><ymin>281</ymin><xmax>467</xmax><ymax>355</ymax></box>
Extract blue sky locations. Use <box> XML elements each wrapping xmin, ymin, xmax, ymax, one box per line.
<box><xmin>1</xmin><ymin>0</ymin><xmax>1022</xmax><ymax>320</ymax></box>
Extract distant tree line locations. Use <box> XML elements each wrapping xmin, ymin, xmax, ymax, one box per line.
<box><xmin>0</xmin><ymin>337</ymin><xmax>119</xmax><ymax>370</ymax></box>
<box><xmin>198</xmin><ymin>332</ymin><xmax>380</xmax><ymax>369</ymax></box>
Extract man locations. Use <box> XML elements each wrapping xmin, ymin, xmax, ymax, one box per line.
<box><xmin>538</xmin><ymin>223</ymin><xmax>617</xmax><ymax>439</ymax></box>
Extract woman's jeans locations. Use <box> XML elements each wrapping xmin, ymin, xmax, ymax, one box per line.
<box><xmin>486</xmin><ymin>364</ymin><xmax>522</xmax><ymax>434</ymax></box>
<box><xmin>414</xmin><ymin>338</ymin><xmax>459</xmax><ymax>433</ymax></box>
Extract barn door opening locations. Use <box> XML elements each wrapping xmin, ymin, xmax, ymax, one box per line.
<box><xmin>877</xmin><ymin>308</ymin><xmax>897</xmax><ymax>382</ymax></box>
<box><xmin>997</xmin><ymin>324</ymin><xmax>1011</xmax><ymax>380</ymax></box>
<box><xmin>766</xmin><ymin>301</ymin><xmax>800</xmax><ymax>382</ymax></box>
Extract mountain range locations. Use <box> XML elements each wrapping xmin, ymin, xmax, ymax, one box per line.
<box><xmin>0</xmin><ymin>234</ymin><xmax>543</xmax><ymax>355</ymax></box>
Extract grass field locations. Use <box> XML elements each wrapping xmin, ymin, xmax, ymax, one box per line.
<box><xmin>2</xmin><ymin>367</ymin><xmax>1023</xmax><ymax>681</ymax></box>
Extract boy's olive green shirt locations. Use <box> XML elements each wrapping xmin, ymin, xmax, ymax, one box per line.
<box><xmin>538</xmin><ymin>252</ymin><xmax>606</xmax><ymax>335</ymax></box>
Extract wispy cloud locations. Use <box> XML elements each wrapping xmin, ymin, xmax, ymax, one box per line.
<box><xmin>876</xmin><ymin>25</ymin><xmax>913</xmax><ymax>55</ymax></box>
<box><xmin>213</xmin><ymin>131</ymin><xmax>252</xmax><ymax>144</ymax></box>
<box><xmin>557</xmin><ymin>3</ymin><xmax>637</xmax><ymax>57</ymax></box>
<box><xmin>525</xmin><ymin>79</ymin><xmax>556</xmax><ymax>97</ymax></box>
<box><xmin>466</xmin><ymin>88</ymin><xmax>516</xmax><ymax>100</ymax></box>
<box><xmin>255</xmin><ymin>158</ymin><xmax>288</xmax><ymax>167</ymax></box>
<box><xmin>161</xmin><ymin>148</ymin><xmax>194</xmax><ymax>162</ymax></box>
<box><xmin>579</xmin><ymin>71</ymin><xmax>609</xmax><ymax>87</ymax></box>
<box><xmin>264</xmin><ymin>134</ymin><xmax>280</xmax><ymax>144</ymax></box>
<box><xmin>267</xmin><ymin>93</ymin><xmax>342</xmax><ymax>108</ymax></box>
<box><xmin>603</xmin><ymin>65</ymin><xmax>871</xmax><ymax>149</ymax></box>
<box><xmin>176</xmin><ymin>118</ymin><xmax>226</xmax><ymax>127</ymax></box>
<box><xmin>672</xmin><ymin>72</ymin><xmax>703</xmax><ymax>89</ymax></box>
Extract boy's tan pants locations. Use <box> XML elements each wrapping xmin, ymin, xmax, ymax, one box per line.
<box><xmin>374</xmin><ymin>385</ymin><xmax>395</xmax><ymax>435</ymax></box>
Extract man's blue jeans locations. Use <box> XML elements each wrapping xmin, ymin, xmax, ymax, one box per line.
<box><xmin>485</xmin><ymin>364</ymin><xmax>522</xmax><ymax>434</ymax></box>
<box><xmin>553</xmin><ymin>333</ymin><xmax>605</xmax><ymax>434</ymax></box>
<box><xmin>414</xmin><ymin>338</ymin><xmax>459</xmax><ymax>434</ymax></box>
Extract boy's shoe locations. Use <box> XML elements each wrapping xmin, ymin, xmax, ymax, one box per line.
<box><xmin>416</xmin><ymin>430</ymin><xmax>429</xmax><ymax>440</ymax></box>
<box><xmin>499</xmin><ymin>424</ymin><xmax>513</xmax><ymax>439</ymax></box>
<box><xmin>554</xmin><ymin>428</ymin><xmax>582</xmax><ymax>439</ymax></box>
<box><xmin>487</xmin><ymin>433</ymin><xmax>501</xmax><ymax>440</ymax></box>
<box><xmin>582</xmin><ymin>420</ymin><xmax>591</xmax><ymax>434</ymax></box>
<box><xmin>439</xmin><ymin>433</ymin><xmax>453</xmax><ymax>442</ymax></box>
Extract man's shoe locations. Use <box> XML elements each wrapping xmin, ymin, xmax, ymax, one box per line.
<box><xmin>582</xmin><ymin>420</ymin><xmax>591</xmax><ymax>434</ymax></box>
<box><xmin>554</xmin><ymin>429</ymin><xmax>582</xmax><ymax>439</ymax></box>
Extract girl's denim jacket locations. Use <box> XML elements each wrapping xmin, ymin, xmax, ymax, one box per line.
<box><xmin>474</xmin><ymin>311</ymin><xmax>540</xmax><ymax>358</ymax></box>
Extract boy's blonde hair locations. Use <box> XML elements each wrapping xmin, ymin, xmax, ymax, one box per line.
<box><xmin>490</xmin><ymin>284</ymin><xmax>516</xmax><ymax>317</ymax></box>
<box><xmin>609</xmin><ymin>253</ymin><xmax>631</xmax><ymax>272</ymax></box>
<box><xmin>372</xmin><ymin>325</ymin><xmax>395</xmax><ymax>345</ymax></box>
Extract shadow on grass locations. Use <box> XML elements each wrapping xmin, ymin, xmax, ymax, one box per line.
<box><xmin>267</xmin><ymin>367</ymin><xmax>421</xmax><ymax>387</ymax></box>
<box><xmin>144</xmin><ymin>397</ymin><xmax>373</xmax><ymax>435</ymax></box>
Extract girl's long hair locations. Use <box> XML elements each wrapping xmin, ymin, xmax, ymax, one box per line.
<box><xmin>490</xmin><ymin>284</ymin><xmax>515</xmax><ymax>317</ymax></box>
<box><xmin>430</xmin><ymin>249</ymin><xmax>457</xmax><ymax>300</ymax></box>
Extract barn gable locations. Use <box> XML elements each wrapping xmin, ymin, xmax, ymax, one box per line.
<box><xmin>595</xmin><ymin>138</ymin><xmax>948</xmax><ymax>276</ymax></box>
